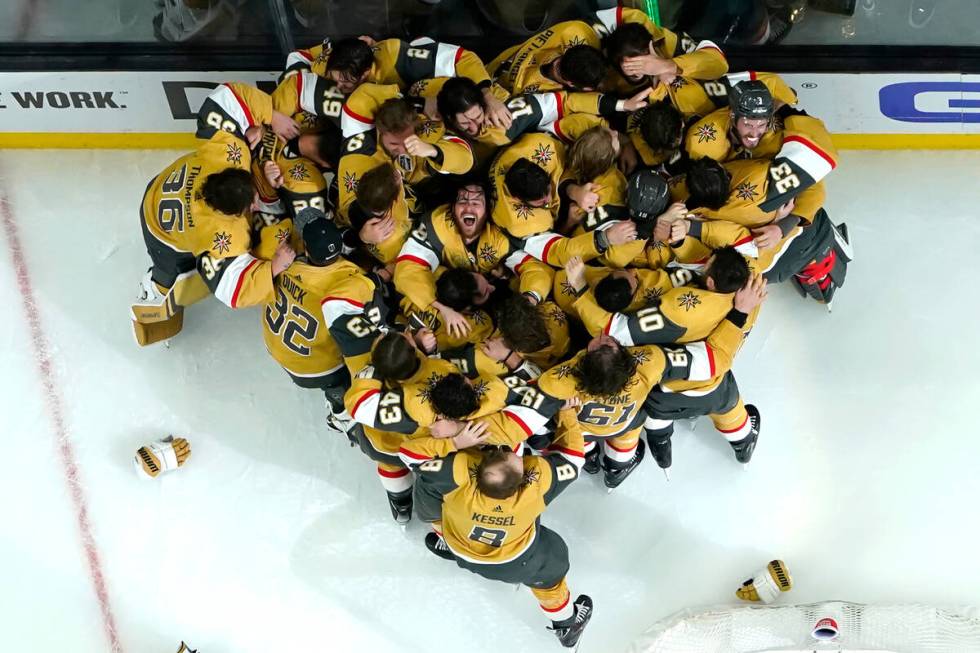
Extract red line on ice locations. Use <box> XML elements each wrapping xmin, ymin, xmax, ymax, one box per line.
<box><xmin>0</xmin><ymin>190</ymin><xmax>124</xmax><ymax>652</ymax></box>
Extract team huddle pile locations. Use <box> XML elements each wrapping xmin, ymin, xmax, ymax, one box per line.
<box><xmin>132</xmin><ymin>7</ymin><xmax>852</xmax><ymax>648</ymax></box>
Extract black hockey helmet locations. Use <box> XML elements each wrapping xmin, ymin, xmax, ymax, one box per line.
<box><xmin>627</xmin><ymin>169</ymin><xmax>671</xmax><ymax>240</ymax></box>
<box><xmin>729</xmin><ymin>80</ymin><xmax>774</xmax><ymax>121</ymax></box>
<box><xmin>627</xmin><ymin>169</ymin><xmax>670</xmax><ymax>219</ymax></box>
<box><xmin>297</xmin><ymin>207</ymin><xmax>343</xmax><ymax>263</ymax></box>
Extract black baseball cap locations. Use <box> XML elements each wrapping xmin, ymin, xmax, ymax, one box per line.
<box><xmin>296</xmin><ymin>207</ymin><xmax>342</xmax><ymax>263</ymax></box>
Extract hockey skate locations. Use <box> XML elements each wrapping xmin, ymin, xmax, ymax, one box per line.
<box><xmin>730</xmin><ymin>405</ymin><xmax>761</xmax><ymax>465</ymax></box>
<box><xmin>549</xmin><ymin>594</ymin><xmax>594</xmax><ymax>649</ymax></box>
<box><xmin>582</xmin><ymin>446</ymin><xmax>600</xmax><ymax>475</ymax></box>
<box><xmin>424</xmin><ymin>532</ymin><xmax>454</xmax><ymax>561</ymax></box>
<box><xmin>325</xmin><ymin>405</ymin><xmax>354</xmax><ymax>438</ymax></box>
<box><xmin>602</xmin><ymin>440</ymin><xmax>646</xmax><ymax>490</ymax></box>
<box><xmin>648</xmin><ymin>433</ymin><xmax>672</xmax><ymax>478</ymax></box>
<box><xmin>387</xmin><ymin>488</ymin><xmax>413</xmax><ymax>526</ymax></box>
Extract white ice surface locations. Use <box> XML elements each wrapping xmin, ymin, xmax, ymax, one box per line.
<box><xmin>2</xmin><ymin>150</ymin><xmax>980</xmax><ymax>653</ymax></box>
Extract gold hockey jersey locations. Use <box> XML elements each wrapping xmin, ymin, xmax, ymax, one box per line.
<box><xmin>537</xmin><ymin>317</ymin><xmax>744</xmax><ymax>438</ymax></box>
<box><xmin>251</xmin><ymin>130</ymin><xmax>330</xmax><ymax>218</ymax></box>
<box><xmin>284</xmin><ymin>37</ymin><xmax>492</xmax><ymax>90</ymax></box>
<box><xmin>627</xmin><ymin>71</ymin><xmax>795</xmax><ymax>167</ymax></box>
<box><xmin>553</xmin><ymin>266</ymin><xmax>685</xmax><ymax>321</ymax></box>
<box><xmin>337</xmin><ymin>119</ymin><xmax>474</xmax><ymax>221</ymax></box>
<box><xmin>490</xmin><ymin>133</ymin><xmax>565</xmax><ymax>238</ymax></box>
<box><xmin>263</xmin><ymin>257</ymin><xmax>390</xmax><ymax>377</ymax></box>
<box><xmin>409</xmin><ymin>408</ymin><xmax>584</xmax><ymax>564</ymax></box>
<box><xmin>143</xmin><ymin>83</ymin><xmax>277</xmax><ymax>308</ymax></box>
<box><xmin>393</xmin><ymin>203</ymin><xmax>553</xmax><ymax>310</ymax></box>
<box><xmin>345</xmin><ymin>356</ymin><xmax>514</xmax><ymax>458</ymax></box>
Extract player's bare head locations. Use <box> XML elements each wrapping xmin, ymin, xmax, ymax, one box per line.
<box><xmin>602</xmin><ymin>22</ymin><xmax>652</xmax><ymax>82</ymax></box>
<box><xmin>376</xmin><ymin>99</ymin><xmax>417</xmax><ymax>155</ymax></box>
<box><xmin>430</xmin><ymin>373</ymin><xmax>481</xmax><ymax>419</ymax></box>
<box><xmin>574</xmin><ymin>335</ymin><xmax>636</xmax><ymax>397</ymax></box>
<box><xmin>325</xmin><ymin>38</ymin><xmax>374</xmax><ymax>93</ymax></box>
<box><xmin>437</xmin><ymin>77</ymin><xmax>486</xmax><ymax>138</ymax></box>
<box><xmin>476</xmin><ymin>448</ymin><xmax>524</xmax><ymax>500</ymax></box>
<box><xmin>497</xmin><ymin>293</ymin><xmax>550</xmax><ymax>354</ymax></box>
<box><xmin>372</xmin><ymin>331</ymin><xmax>420</xmax><ymax>381</ymax></box>
<box><xmin>686</xmin><ymin>158</ymin><xmax>732</xmax><ymax>210</ymax></box>
<box><xmin>705</xmin><ymin>246</ymin><xmax>751</xmax><ymax>293</ymax></box>
<box><xmin>298</xmin><ymin>126</ymin><xmax>342</xmax><ymax>169</ymax></box>
<box><xmin>356</xmin><ymin>162</ymin><xmax>400</xmax><ymax>216</ymax></box>
<box><xmin>594</xmin><ymin>270</ymin><xmax>638</xmax><ymax>313</ymax></box>
<box><xmin>451</xmin><ymin>179</ymin><xmax>488</xmax><ymax>239</ymax></box>
<box><xmin>567</xmin><ymin>125</ymin><xmax>619</xmax><ymax>183</ymax></box>
<box><xmin>640</xmin><ymin>100</ymin><xmax>684</xmax><ymax>153</ymax></box>
<box><xmin>504</xmin><ymin>158</ymin><xmax>551</xmax><ymax>206</ymax></box>
<box><xmin>556</xmin><ymin>45</ymin><xmax>606</xmax><ymax>91</ymax></box>
<box><xmin>436</xmin><ymin>269</ymin><xmax>493</xmax><ymax>310</ymax></box>
<box><xmin>200</xmin><ymin>167</ymin><xmax>254</xmax><ymax>216</ymax></box>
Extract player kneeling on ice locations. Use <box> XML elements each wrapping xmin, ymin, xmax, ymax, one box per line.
<box><xmin>132</xmin><ymin>82</ymin><xmax>299</xmax><ymax>346</ymax></box>
<box><xmin>411</xmin><ymin>407</ymin><xmax>594</xmax><ymax>648</ymax></box>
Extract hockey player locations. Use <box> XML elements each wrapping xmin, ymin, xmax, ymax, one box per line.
<box><xmin>336</xmin><ymin>96</ymin><xmax>474</xmax><ymax>223</ymax></box>
<box><xmin>282</xmin><ymin>36</ymin><xmax>508</xmax><ymax>128</ymax></box>
<box><xmin>536</xmin><ymin>273</ymin><xmax>763</xmax><ymax>488</ymax></box>
<box><xmin>435</xmin><ymin>77</ymin><xmax>653</xmax><ymax>168</ymax></box>
<box><xmin>344</xmin><ymin>331</ymin><xmax>513</xmax><ymax>523</ymax></box>
<box><xmin>263</xmin><ymin>208</ymin><xmax>391</xmax><ymax>433</ymax></box>
<box><xmin>605</xmin><ymin>21</ymin><xmax>728</xmax><ymax>98</ymax></box>
<box><xmin>490</xmin><ymin>133</ymin><xmax>638</xmax><ymax>263</ymax></box>
<box><xmin>393</xmin><ymin>179</ymin><xmax>555</xmax><ymax>338</ymax></box>
<box><xmin>132</xmin><ymin>82</ymin><xmax>298</xmax><ymax>346</ymax></box>
<box><xmin>684</xmin><ymin>78</ymin><xmax>811</xmax><ymax>164</ymax></box>
<box><xmin>411</xmin><ymin>406</ymin><xmax>593</xmax><ymax>648</ymax></box>
<box><xmin>570</xmin><ymin>247</ymin><xmax>754</xmax><ymax>345</ymax></box>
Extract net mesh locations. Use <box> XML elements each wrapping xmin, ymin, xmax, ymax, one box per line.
<box><xmin>628</xmin><ymin>601</ymin><xmax>980</xmax><ymax>653</ymax></box>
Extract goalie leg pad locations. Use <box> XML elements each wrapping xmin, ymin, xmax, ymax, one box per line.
<box><xmin>132</xmin><ymin>310</ymin><xmax>184</xmax><ymax>346</ymax></box>
<box><xmin>736</xmin><ymin>559</ymin><xmax>793</xmax><ymax>603</ymax></box>
<box><xmin>134</xmin><ymin>436</ymin><xmax>191</xmax><ymax>479</ymax></box>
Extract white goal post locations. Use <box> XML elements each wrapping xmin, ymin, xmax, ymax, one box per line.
<box><xmin>627</xmin><ymin>601</ymin><xmax>980</xmax><ymax>653</ymax></box>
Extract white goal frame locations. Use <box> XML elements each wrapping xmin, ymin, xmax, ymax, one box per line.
<box><xmin>627</xmin><ymin>601</ymin><xmax>980</xmax><ymax>653</ymax></box>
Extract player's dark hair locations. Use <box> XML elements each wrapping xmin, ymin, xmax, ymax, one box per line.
<box><xmin>437</xmin><ymin>77</ymin><xmax>486</xmax><ymax>136</ymax></box>
<box><xmin>504</xmin><ymin>158</ymin><xmax>551</xmax><ymax>203</ymax></box>
<box><xmin>566</xmin><ymin>125</ymin><xmax>617</xmax><ymax>183</ymax></box>
<box><xmin>356</xmin><ymin>163</ymin><xmax>400</xmax><ymax>215</ymax></box>
<box><xmin>497</xmin><ymin>294</ymin><xmax>550</xmax><ymax>353</ymax></box>
<box><xmin>640</xmin><ymin>100</ymin><xmax>684</xmax><ymax>152</ymax></box>
<box><xmin>707</xmin><ymin>245</ymin><xmax>750</xmax><ymax>293</ymax></box>
<box><xmin>558</xmin><ymin>45</ymin><xmax>606</xmax><ymax>90</ymax></box>
<box><xmin>200</xmin><ymin>168</ymin><xmax>254</xmax><ymax>215</ymax></box>
<box><xmin>686</xmin><ymin>158</ymin><xmax>732</xmax><ymax>210</ymax></box>
<box><xmin>602</xmin><ymin>22</ymin><xmax>652</xmax><ymax>65</ymax></box>
<box><xmin>371</xmin><ymin>332</ymin><xmax>420</xmax><ymax>382</ymax></box>
<box><xmin>315</xmin><ymin>126</ymin><xmax>343</xmax><ymax>169</ymax></box>
<box><xmin>477</xmin><ymin>449</ymin><xmax>524</xmax><ymax>500</ymax></box>
<box><xmin>594</xmin><ymin>275</ymin><xmax>634</xmax><ymax>313</ymax></box>
<box><xmin>430</xmin><ymin>373</ymin><xmax>480</xmax><ymax>419</ymax></box>
<box><xmin>376</xmin><ymin>98</ymin><xmax>417</xmax><ymax>134</ymax></box>
<box><xmin>325</xmin><ymin>38</ymin><xmax>375</xmax><ymax>78</ymax></box>
<box><xmin>436</xmin><ymin>268</ymin><xmax>479</xmax><ymax>311</ymax></box>
<box><xmin>573</xmin><ymin>342</ymin><xmax>637</xmax><ymax>397</ymax></box>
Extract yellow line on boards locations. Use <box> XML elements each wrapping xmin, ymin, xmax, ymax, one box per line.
<box><xmin>0</xmin><ymin>133</ymin><xmax>199</xmax><ymax>149</ymax></box>
<box><xmin>1</xmin><ymin>132</ymin><xmax>980</xmax><ymax>150</ymax></box>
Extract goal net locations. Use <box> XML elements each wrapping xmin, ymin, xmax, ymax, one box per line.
<box><xmin>627</xmin><ymin>601</ymin><xmax>980</xmax><ymax>653</ymax></box>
